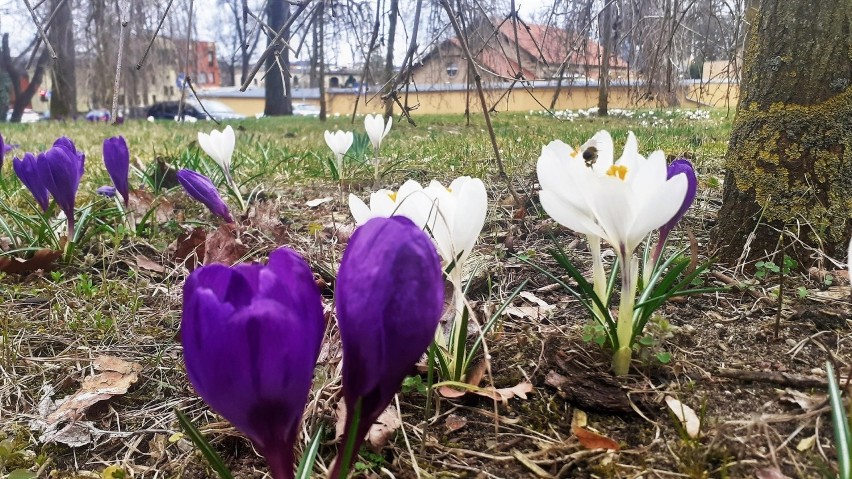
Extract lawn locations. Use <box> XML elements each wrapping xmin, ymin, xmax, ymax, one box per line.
<box><xmin>0</xmin><ymin>109</ymin><xmax>847</xmax><ymax>478</ymax></box>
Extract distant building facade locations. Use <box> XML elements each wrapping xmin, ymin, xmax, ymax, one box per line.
<box><xmin>412</xmin><ymin>22</ymin><xmax>628</xmax><ymax>85</ymax></box>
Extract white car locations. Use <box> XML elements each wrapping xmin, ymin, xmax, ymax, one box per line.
<box><xmin>293</xmin><ymin>103</ymin><xmax>320</xmax><ymax>117</ymax></box>
<box><xmin>6</xmin><ymin>108</ymin><xmax>43</xmax><ymax>123</ymax></box>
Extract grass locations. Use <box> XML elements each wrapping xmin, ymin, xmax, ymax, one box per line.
<box><xmin>10</xmin><ymin>108</ymin><xmax>842</xmax><ymax>479</ymax></box>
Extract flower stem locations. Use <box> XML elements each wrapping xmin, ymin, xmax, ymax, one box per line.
<box><xmin>333</xmin><ymin>398</ymin><xmax>363</xmax><ymax>479</ymax></box>
<box><xmin>613</xmin><ymin>253</ymin><xmax>638</xmax><ymax>376</ymax></box>
<box><xmin>588</xmin><ymin>235</ymin><xmax>607</xmax><ymax>320</ymax></box>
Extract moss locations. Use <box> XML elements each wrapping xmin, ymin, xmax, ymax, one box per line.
<box><xmin>724</xmin><ymin>84</ymin><xmax>852</xmax><ymax>246</ymax></box>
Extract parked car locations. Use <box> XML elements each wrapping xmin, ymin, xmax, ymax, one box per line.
<box><xmin>6</xmin><ymin>108</ymin><xmax>43</xmax><ymax>123</ymax></box>
<box><xmin>293</xmin><ymin>103</ymin><xmax>320</xmax><ymax>117</ymax></box>
<box><xmin>85</xmin><ymin>109</ymin><xmax>111</xmax><ymax>122</ymax></box>
<box><xmin>146</xmin><ymin>100</ymin><xmax>245</xmax><ymax>121</ymax></box>
<box><xmin>146</xmin><ymin>102</ymin><xmax>207</xmax><ymax>121</ymax></box>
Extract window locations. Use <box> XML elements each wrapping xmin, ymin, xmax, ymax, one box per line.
<box><xmin>329</xmin><ymin>77</ymin><xmax>340</xmax><ymax>88</ymax></box>
<box><xmin>446</xmin><ymin>63</ymin><xmax>459</xmax><ymax>77</ymax></box>
<box><xmin>208</xmin><ymin>51</ymin><xmax>214</xmax><ymax>67</ymax></box>
<box><xmin>293</xmin><ymin>76</ymin><xmax>299</xmax><ymax>87</ymax></box>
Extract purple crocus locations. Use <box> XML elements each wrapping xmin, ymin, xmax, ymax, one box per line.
<box><xmin>0</xmin><ymin>133</ymin><xmax>13</xmax><ymax>170</ymax></box>
<box><xmin>181</xmin><ymin>247</ymin><xmax>325</xmax><ymax>479</ymax></box>
<box><xmin>650</xmin><ymin>158</ymin><xmax>698</xmax><ymax>267</ymax></box>
<box><xmin>176</xmin><ymin>169</ymin><xmax>234</xmax><ymax>223</ymax></box>
<box><xmin>38</xmin><ymin>140</ymin><xmax>84</xmax><ymax>240</ymax></box>
<box><xmin>103</xmin><ymin>136</ymin><xmax>130</xmax><ymax>206</ymax></box>
<box><xmin>332</xmin><ymin>216</ymin><xmax>444</xmax><ymax>478</ymax></box>
<box><xmin>12</xmin><ymin>153</ymin><xmax>50</xmax><ymax>212</ymax></box>
<box><xmin>96</xmin><ymin>185</ymin><xmax>117</xmax><ymax>197</ymax></box>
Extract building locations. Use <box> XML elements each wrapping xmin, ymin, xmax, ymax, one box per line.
<box><xmin>412</xmin><ymin>22</ymin><xmax>628</xmax><ymax>85</ymax></box>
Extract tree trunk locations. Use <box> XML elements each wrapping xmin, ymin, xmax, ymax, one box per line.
<box><xmin>317</xmin><ymin>2</ymin><xmax>327</xmax><ymax>121</ymax></box>
<box><xmin>264</xmin><ymin>0</ymin><xmax>292</xmax><ymax>116</ymax></box>
<box><xmin>49</xmin><ymin>0</ymin><xmax>77</xmax><ymax>119</ymax></box>
<box><xmin>382</xmin><ymin>0</ymin><xmax>399</xmax><ymax>118</ymax></box>
<box><xmin>714</xmin><ymin>0</ymin><xmax>852</xmax><ymax>265</ymax></box>
<box><xmin>597</xmin><ymin>1</ymin><xmax>612</xmax><ymax>115</ymax></box>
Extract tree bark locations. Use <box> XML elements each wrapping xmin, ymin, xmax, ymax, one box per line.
<box><xmin>264</xmin><ymin>0</ymin><xmax>292</xmax><ymax>116</ymax></box>
<box><xmin>597</xmin><ymin>1</ymin><xmax>612</xmax><ymax>115</ymax></box>
<box><xmin>714</xmin><ymin>0</ymin><xmax>852</xmax><ymax>265</ymax></box>
<box><xmin>382</xmin><ymin>0</ymin><xmax>399</xmax><ymax>118</ymax></box>
<box><xmin>316</xmin><ymin>2</ymin><xmax>326</xmax><ymax>121</ymax></box>
<box><xmin>49</xmin><ymin>0</ymin><xmax>77</xmax><ymax>119</ymax></box>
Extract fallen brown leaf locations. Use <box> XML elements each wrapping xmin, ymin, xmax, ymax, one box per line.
<box><xmin>755</xmin><ymin>467</ymin><xmax>792</xmax><ymax>479</ymax></box>
<box><xmin>204</xmin><ymin>223</ymin><xmax>246</xmax><ymax>266</ymax></box>
<box><xmin>0</xmin><ymin>248</ymin><xmax>62</xmax><ymax>274</ymax></box>
<box><xmin>571</xmin><ymin>410</ymin><xmax>620</xmax><ymax>450</ymax></box>
<box><xmin>334</xmin><ymin>401</ymin><xmax>403</xmax><ymax>451</ymax></box>
<box><xmin>128</xmin><ymin>189</ymin><xmax>175</xmax><ymax>225</ymax></box>
<box><xmin>135</xmin><ymin>254</ymin><xmax>165</xmax><ymax>274</ymax></box>
<box><xmin>173</xmin><ymin>227</ymin><xmax>207</xmax><ymax>271</ymax></box>
<box><xmin>445</xmin><ymin>413</ymin><xmax>467</xmax><ymax>432</ymax></box>
<box><xmin>31</xmin><ymin>356</ymin><xmax>142</xmax><ymax>446</ymax></box>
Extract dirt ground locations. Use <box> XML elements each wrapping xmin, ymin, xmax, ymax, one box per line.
<box><xmin>1</xmin><ymin>177</ymin><xmax>849</xmax><ymax>479</ymax></box>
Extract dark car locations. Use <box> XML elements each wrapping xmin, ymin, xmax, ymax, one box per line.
<box><xmin>146</xmin><ymin>100</ymin><xmax>245</xmax><ymax>121</ymax></box>
<box><xmin>146</xmin><ymin>102</ymin><xmax>208</xmax><ymax>121</ymax></box>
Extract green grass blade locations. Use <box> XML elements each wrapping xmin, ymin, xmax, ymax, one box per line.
<box><xmin>827</xmin><ymin>362</ymin><xmax>851</xmax><ymax>479</ymax></box>
<box><xmin>295</xmin><ymin>424</ymin><xmax>324</xmax><ymax>479</ymax></box>
<box><xmin>174</xmin><ymin>407</ymin><xmax>235</xmax><ymax>479</ymax></box>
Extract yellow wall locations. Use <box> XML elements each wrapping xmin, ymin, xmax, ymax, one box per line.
<box><xmin>208</xmin><ymin>83</ymin><xmax>740</xmax><ymax>117</ymax></box>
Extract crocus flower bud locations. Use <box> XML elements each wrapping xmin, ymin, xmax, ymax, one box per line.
<box><xmin>176</xmin><ymin>169</ymin><xmax>234</xmax><ymax>223</ymax></box>
<box><xmin>38</xmin><ymin>140</ymin><xmax>84</xmax><ymax>239</ymax></box>
<box><xmin>12</xmin><ymin>153</ymin><xmax>50</xmax><ymax>212</ymax></box>
<box><xmin>0</xmin><ymin>133</ymin><xmax>13</xmax><ymax>170</ymax></box>
<box><xmin>103</xmin><ymin>136</ymin><xmax>130</xmax><ymax>206</ymax></box>
<box><xmin>197</xmin><ymin>125</ymin><xmax>235</xmax><ymax>182</ymax></box>
<box><xmin>364</xmin><ymin>114</ymin><xmax>392</xmax><ymax>151</ymax></box>
<box><xmin>658</xmin><ymin>158</ymin><xmax>698</xmax><ymax>242</ymax></box>
<box><xmin>333</xmin><ymin>216</ymin><xmax>444</xmax><ymax>477</ymax></box>
<box><xmin>96</xmin><ymin>186</ymin><xmax>117</xmax><ymax>197</ymax></box>
<box><xmin>182</xmin><ymin>247</ymin><xmax>325</xmax><ymax>479</ymax></box>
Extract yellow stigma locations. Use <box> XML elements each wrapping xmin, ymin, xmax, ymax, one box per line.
<box><xmin>606</xmin><ymin>165</ymin><xmax>628</xmax><ymax>180</ymax></box>
<box><xmin>388</xmin><ymin>191</ymin><xmax>398</xmax><ymax>201</ymax></box>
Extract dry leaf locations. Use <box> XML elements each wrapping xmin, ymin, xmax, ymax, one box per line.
<box><xmin>445</xmin><ymin>414</ymin><xmax>467</xmax><ymax>432</ymax></box>
<box><xmin>571</xmin><ymin>410</ymin><xmax>620</xmax><ymax>450</ymax></box>
<box><xmin>438</xmin><ymin>381</ymin><xmax>534</xmax><ymax>404</ymax></box>
<box><xmin>334</xmin><ymin>401</ymin><xmax>402</xmax><ymax>451</ymax></box>
<box><xmin>134</xmin><ymin>254</ymin><xmax>165</xmax><ymax>274</ymax></box>
<box><xmin>305</xmin><ymin>197</ymin><xmax>333</xmax><ymax>207</ymax></box>
<box><xmin>128</xmin><ymin>189</ymin><xmax>174</xmax><ymax>225</ymax></box>
<box><xmin>31</xmin><ymin>356</ymin><xmax>142</xmax><ymax>446</ymax></box>
<box><xmin>796</xmin><ymin>435</ymin><xmax>816</xmax><ymax>451</ymax></box>
<box><xmin>780</xmin><ymin>389</ymin><xmax>825</xmax><ymax>412</ymax></box>
<box><xmin>173</xmin><ymin>227</ymin><xmax>207</xmax><ymax>271</ymax></box>
<box><xmin>519</xmin><ymin>291</ymin><xmax>555</xmax><ymax>312</ymax></box>
<box><xmin>755</xmin><ymin>468</ymin><xmax>792</xmax><ymax>479</ymax></box>
<box><xmin>0</xmin><ymin>248</ymin><xmax>62</xmax><ymax>274</ymax></box>
<box><xmin>665</xmin><ymin>396</ymin><xmax>701</xmax><ymax>438</ymax></box>
<box><xmin>204</xmin><ymin>223</ymin><xmax>247</xmax><ymax>266</ymax></box>
<box><xmin>366</xmin><ymin>405</ymin><xmax>402</xmax><ymax>450</ymax></box>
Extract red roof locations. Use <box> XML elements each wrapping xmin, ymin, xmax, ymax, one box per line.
<box><xmin>496</xmin><ymin>22</ymin><xmax>628</xmax><ymax>70</ymax></box>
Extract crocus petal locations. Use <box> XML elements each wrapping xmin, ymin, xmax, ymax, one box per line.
<box><xmin>38</xmin><ymin>146</ymin><xmax>80</xmax><ymax>220</ymax></box>
<box><xmin>52</xmin><ymin>136</ymin><xmax>85</xmax><ymax>182</ymax></box>
<box><xmin>364</xmin><ymin>114</ymin><xmax>384</xmax><ymax>150</ymax></box>
<box><xmin>13</xmin><ymin>153</ymin><xmax>50</xmax><ymax>211</ymax></box>
<box><xmin>97</xmin><ymin>185</ymin><xmax>117</xmax><ymax>197</ymax></box>
<box><xmin>182</xmin><ymin>247</ymin><xmax>324</xmax><ymax>479</ymax></box>
<box><xmin>177</xmin><ymin>169</ymin><xmax>234</xmax><ymax>223</ymax></box>
<box><xmin>103</xmin><ymin>136</ymin><xmax>130</xmax><ymax>206</ymax></box>
<box><xmin>451</xmin><ymin>177</ymin><xmax>487</xmax><ymax>265</ymax></box>
<box><xmin>348</xmin><ymin>193</ymin><xmax>373</xmax><ymax>225</ymax></box>
<box><xmin>199</xmin><ymin>126</ymin><xmax>235</xmax><ymax>179</ymax></box>
<box><xmin>658</xmin><ymin>158</ymin><xmax>698</xmax><ymax>238</ymax></box>
<box><xmin>629</xmin><ymin>174</ymin><xmax>688</xmax><ymax>251</ymax></box>
<box><xmin>539</xmin><ymin>189</ymin><xmax>605</xmax><ymax>238</ymax></box>
<box><xmin>335</xmin><ymin>217</ymin><xmax>443</xmax><ymax>476</ymax></box>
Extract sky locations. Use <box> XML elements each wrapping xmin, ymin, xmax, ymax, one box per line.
<box><xmin>1</xmin><ymin>0</ymin><xmax>548</xmax><ymax>67</ymax></box>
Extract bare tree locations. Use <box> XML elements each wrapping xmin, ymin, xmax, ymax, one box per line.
<box><xmin>48</xmin><ymin>0</ymin><xmax>76</xmax><ymax>118</ymax></box>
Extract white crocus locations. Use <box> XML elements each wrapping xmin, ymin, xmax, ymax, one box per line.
<box><xmin>422</xmin><ymin>176</ymin><xmax>488</xmax><ymax>284</ymax></box>
<box><xmin>364</xmin><ymin>114</ymin><xmax>393</xmax><ymax>151</ymax></box>
<box><xmin>198</xmin><ymin>125</ymin><xmax>235</xmax><ymax>182</ymax></box>
<box><xmin>537</xmin><ymin>130</ymin><xmax>688</xmax><ymax>375</ymax></box>
<box><xmin>347</xmin><ymin>179</ymin><xmax>431</xmax><ymax>228</ymax></box>
<box><xmin>324</xmin><ymin>130</ymin><xmax>353</xmax><ymax>177</ymax></box>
